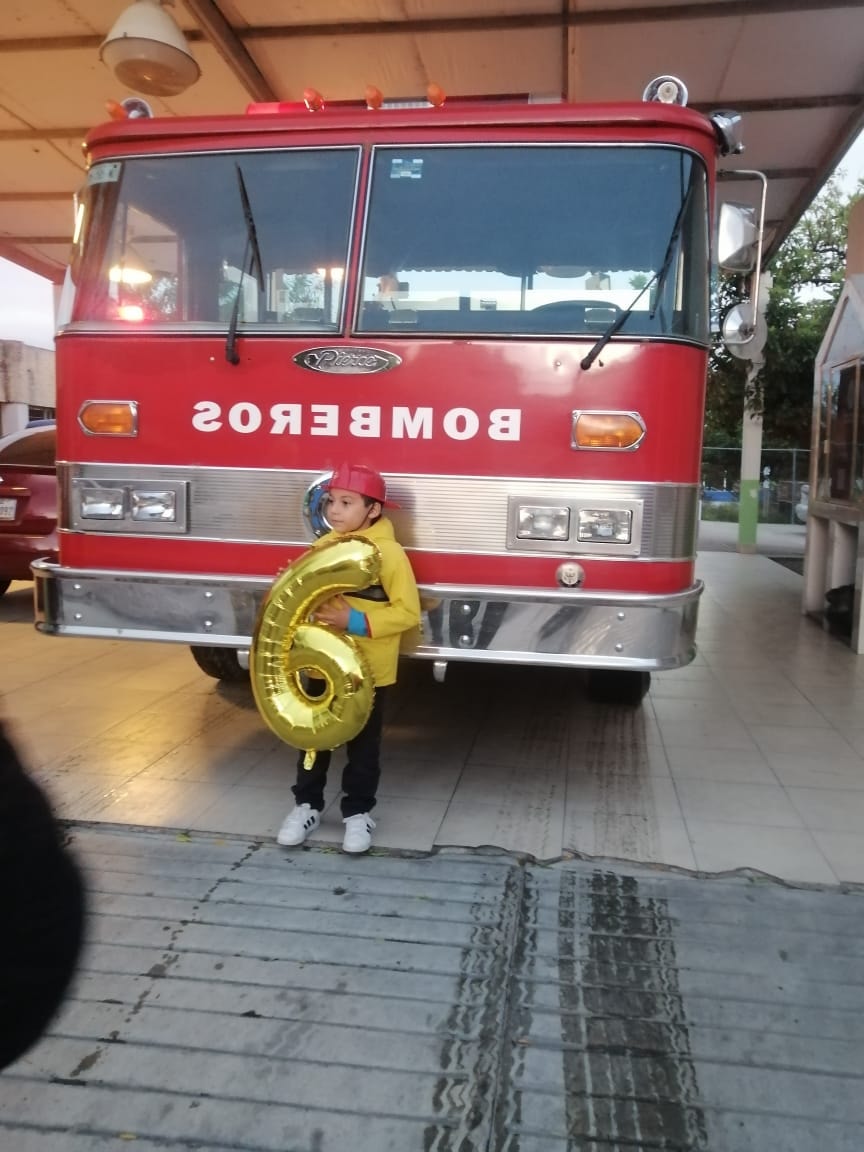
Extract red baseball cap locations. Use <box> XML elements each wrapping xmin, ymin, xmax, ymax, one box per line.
<box><xmin>325</xmin><ymin>462</ymin><xmax>400</xmax><ymax>508</ymax></box>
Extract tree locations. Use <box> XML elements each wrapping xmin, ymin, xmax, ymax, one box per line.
<box><xmin>705</xmin><ymin>175</ymin><xmax>862</xmax><ymax>449</ymax></box>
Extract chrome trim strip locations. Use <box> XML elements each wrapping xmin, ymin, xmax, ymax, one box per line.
<box><xmin>59</xmin><ymin>464</ymin><xmax>699</xmax><ymax>561</ymax></box>
<box><xmin>33</xmin><ymin>561</ymin><xmax>701</xmax><ymax>671</ymax></box>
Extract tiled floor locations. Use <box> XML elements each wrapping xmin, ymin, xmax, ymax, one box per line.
<box><xmin>4</xmin><ymin>521</ymin><xmax>864</xmax><ymax>886</ymax></box>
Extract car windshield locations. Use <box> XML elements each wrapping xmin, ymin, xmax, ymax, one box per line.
<box><xmin>0</xmin><ymin>427</ymin><xmax>56</xmax><ymax>467</ymax></box>
<box><xmin>358</xmin><ymin>144</ymin><xmax>709</xmax><ymax>341</ymax></box>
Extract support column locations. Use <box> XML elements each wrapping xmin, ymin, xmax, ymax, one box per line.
<box><xmin>738</xmin><ymin>401</ymin><xmax>762</xmax><ymax>552</ymax></box>
<box><xmin>736</xmin><ymin>270</ymin><xmax>772</xmax><ymax>554</ymax></box>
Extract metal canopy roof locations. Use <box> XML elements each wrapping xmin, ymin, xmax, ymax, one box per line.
<box><xmin>1</xmin><ymin>0</ymin><xmax>862</xmax><ymax>285</ymax></box>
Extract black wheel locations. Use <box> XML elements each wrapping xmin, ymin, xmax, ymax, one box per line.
<box><xmin>586</xmin><ymin>669</ymin><xmax>651</xmax><ymax>706</ymax></box>
<box><xmin>0</xmin><ymin>579</ymin><xmax>11</xmax><ymax>597</ymax></box>
<box><xmin>189</xmin><ymin>645</ymin><xmax>249</xmax><ymax>682</ymax></box>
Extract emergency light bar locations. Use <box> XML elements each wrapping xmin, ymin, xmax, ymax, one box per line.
<box><xmin>246</xmin><ymin>86</ymin><xmax>537</xmax><ymax>117</ymax></box>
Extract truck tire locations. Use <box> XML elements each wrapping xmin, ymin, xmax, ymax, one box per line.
<box><xmin>586</xmin><ymin>669</ymin><xmax>651</xmax><ymax>706</ymax></box>
<box><xmin>189</xmin><ymin>645</ymin><xmax>249</xmax><ymax>682</ymax></box>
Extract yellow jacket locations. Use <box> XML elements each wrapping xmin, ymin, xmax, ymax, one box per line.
<box><xmin>316</xmin><ymin>516</ymin><xmax>420</xmax><ymax>687</ymax></box>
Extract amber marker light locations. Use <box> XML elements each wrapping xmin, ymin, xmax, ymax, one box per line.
<box><xmin>303</xmin><ymin>87</ymin><xmax>325</xmax><ymax>112</ymax></box>
<box><xmin>426</xmin><ymin>82</ymin><xmax>447</xmax><ymax>107</ymax></box>
<box><xmin>78</xmin><ymin>401</ymin><xmax>138</xmax><ymax>437</ymax></box>
<box><xmin>572</xmin><ymin>411</ymin><xmax>645</xmax><ymax>450</ymax></box>
<box><xmin>365</xmin><ymin>85</ymin><xmax>384</xmax><ymax>110</ymax></box>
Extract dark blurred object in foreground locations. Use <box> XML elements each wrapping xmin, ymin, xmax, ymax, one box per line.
<box><xmin>825</xmin><ymin>583</ymin><xmax>854</xmax><ymax>639</ymax></box>
<box><xmin>0</xmin><ymin>721</ymin><xmax>86</xmax><ymax>1071</ymax></box>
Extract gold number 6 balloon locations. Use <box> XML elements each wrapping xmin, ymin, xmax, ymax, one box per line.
<box><xmin>251</xmin><ymin>536</ymin><xmax>381</xmax><ymax>768</ymax></box>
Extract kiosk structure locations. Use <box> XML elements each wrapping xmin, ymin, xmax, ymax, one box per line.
<box><xmin>803</xmin><ymin>212</ymin><xmax>864</xmax><ymax>650</ymax></box>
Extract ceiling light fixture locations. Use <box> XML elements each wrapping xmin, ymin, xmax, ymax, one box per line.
<box><xmin>100</xmin><ymin>0</ymin><xmax>200</xmax><ymax>97</ymax></box>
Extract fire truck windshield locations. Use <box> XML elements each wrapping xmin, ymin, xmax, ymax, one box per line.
<box><xmin>358</xmin><ymin>145</ymin><xmax>708</xmax><ymax>342</ymax></box>
<box><xmin>66</xmin><ymin>142</ymin><xmax>708</xmax><ymax>345</ymax></box>
<box><xmin>69</xmin><ymin>147</ymin><xmax>360</xmax><ymax>330</ymax></box>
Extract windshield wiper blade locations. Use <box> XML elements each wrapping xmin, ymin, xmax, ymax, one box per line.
<box><xmin>236</xmin><ymin>164</ymin><xmax>264</xmax><ymax>293</ymax></box>
<box><xmin>649</xmin><ymin>180</ymin><xmax>694</xmax><ymax>323</ymax></box>
<box><xmin>580</xmin><ymin>180</ymin><xmax>694</xmax><ymax>372</ymax></box>
<box><xmin>580</xmin><ymin>278</ymin><xmax>652</xmax><ymax>371</ymax></box>
<box><xmin>226</xmin><ymin>163</ymin><xmax>265</xmax><ymax>366</ymax></box>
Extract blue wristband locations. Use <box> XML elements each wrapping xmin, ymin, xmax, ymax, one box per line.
<box><xmin>347</xmin><ymin>607</ymin><xmax>369</xmax><ymax>636</ymax></box>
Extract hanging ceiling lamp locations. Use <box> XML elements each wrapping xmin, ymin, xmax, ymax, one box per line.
<box><xmin>100</xmin><ymin>0</ymin><xmax>200</xmax><ymax>97</ymax></box>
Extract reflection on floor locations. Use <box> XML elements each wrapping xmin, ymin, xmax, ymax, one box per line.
<box><xmin>3</xmin><ymin>529</ymin><xmax>864</xmax><ymax>885</ymax></box>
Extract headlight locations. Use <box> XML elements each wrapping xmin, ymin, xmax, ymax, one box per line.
<box><xmin>517</xmin><ymin>505</ymin><xmax>570</xmax><ymax>540</ymax></box>
<box><xmin>80</xmin><ymin>488</ymin><xmax>125</xmax><ymax>519</ymax></box>
<box><xmin>577</xmin><ymin>508</ymin><xmax>632</xmax><ymax>543</ymax></box>
<box><xmin>131</xmin><ymin>489</ymin><xmax>177</xmax><ymax>522</ymax></box>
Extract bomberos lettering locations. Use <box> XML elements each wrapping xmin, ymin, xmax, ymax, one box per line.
<box><xmin>192</xmin><ymin>401</ymin><xmax>522</xmax><ymax>441</ymax></box>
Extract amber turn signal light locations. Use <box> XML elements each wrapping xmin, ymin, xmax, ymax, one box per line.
<box><xmin>78</xmin><ymin>401</ymin><xmax>138</xmax><ymax>437</ymax></box>
<box><xmin>572</xmin><ymin>411</ymin><xmax>644</xmax><ymax>450</ymax></box>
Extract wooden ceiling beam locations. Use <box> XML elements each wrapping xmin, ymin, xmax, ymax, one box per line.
<box><xmin>0</xmin><ymin>241</ymin><xmax>65</xmax><ymax>283</ymax></box>
<box><xmin>181</xmin><ymin>0</ymin><xmax>275</xmax><ymax>103</ymax></box>
<box><xmin>0</xmin><ymin>0</ymin><xmax>860</xmax><ymax>54</ymax></box>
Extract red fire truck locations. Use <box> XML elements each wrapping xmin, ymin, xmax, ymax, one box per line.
<box><xmin>34</xmin><ymin>78</ymin><xmax>760</xmax><ymax>705</ymax></box>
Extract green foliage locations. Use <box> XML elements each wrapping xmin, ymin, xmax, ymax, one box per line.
<box><xmin>706</xmin><ymin>174</ymin><xmax>864</xmax><ymax>449</ymax></box>
<box><xmin>700</xmin><ymin>502</ymin><xmax>739</xmax><ymax>522</ymax></box>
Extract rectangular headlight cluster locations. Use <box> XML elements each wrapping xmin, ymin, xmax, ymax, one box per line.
<box><xmin>577</xmin><ymin>508</ymin><xmax>632</xmax><ymax>543</ymax></box>
<box><xmin>508</xmin><ymin>495</ymin><xmax>642</xmax><ymax>555</ymax></box>
<box><xmin>74</xmin><ymin>480</ymin><xmax>188</xmax><ymax>534</ymax></box>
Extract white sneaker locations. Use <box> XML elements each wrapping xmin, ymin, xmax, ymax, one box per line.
<box><xmin>342</xmin><ymin>813</ymin><xmax>375</xmax><ymax>854</ymax></box>
<box><xmin>277</xmin><ymin>803</ymin><xmax>320</xmax><ymax>847</ymax></box>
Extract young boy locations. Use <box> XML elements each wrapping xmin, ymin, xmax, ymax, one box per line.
<box><xmin>277</xmin><ymin>463</ymin><xmax>420</xmax><ymax>854</ymax></box>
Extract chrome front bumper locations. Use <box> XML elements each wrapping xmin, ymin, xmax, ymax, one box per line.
<box><xmin>32</xmin><ymin>560</ymin><xmax>702</xmax><ymax>671</ymax></box>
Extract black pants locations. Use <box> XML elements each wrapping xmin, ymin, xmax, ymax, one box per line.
<box><xmin>292</xmin><ymin>685</ymin><xmax>388</xmax><ymax>818</ymax></box>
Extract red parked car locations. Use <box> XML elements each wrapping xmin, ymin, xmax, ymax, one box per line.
<box><xmin>0</xmin><ymin>424</ymin><xmax>57</xmax><ymax>596</ymax></box>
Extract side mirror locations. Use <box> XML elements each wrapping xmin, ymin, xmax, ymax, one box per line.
<box><xmin>721</xmin><ymin>300</ymin><xmax>767</xmax><ymax>362</ymax></box>
<box><xmin>717</xmin><ymin>203</ymin><xmax>759</xmax><ymax>272</ymax></box>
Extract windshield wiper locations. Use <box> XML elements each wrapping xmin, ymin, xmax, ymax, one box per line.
<box><xmin>648</xmin><ymin>179</ymin><xmax>695</xmax><ymax>325</ymax></box>
<box><xmin>580</xmin><ymin>180</ymin><xmax>694</xmax><ymax>371</ymax></box>
<box><xmin>226</xmin><ymin>163</ymin><xmax>265</xmax><ymax>366</ymax></box>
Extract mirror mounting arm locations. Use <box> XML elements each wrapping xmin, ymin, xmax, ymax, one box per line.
<box><xmin>732</xmin><ymin>170</ymin><xmax>768</xmax><ymax>328</ymax></box>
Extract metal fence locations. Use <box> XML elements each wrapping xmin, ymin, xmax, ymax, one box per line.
<box><xmin>701</xmin><ymin>446</ymin><xmax>811</xmax><ymax>523</ymax></box>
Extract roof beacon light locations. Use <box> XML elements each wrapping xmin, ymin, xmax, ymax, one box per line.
<box><xmin>642</xmin><ymin>75</ymin><xmax>688</xmax><ymax>107</ymax></box>
<box><xmin>365</xmin><ymin>85</ymin><xmax>384</xmax><ymax>110</ymax></box>
<box><xmin>426</xmin><ymin>82</ymin><xmax>447</xmax><ymax>107</ymax></box>
<box><xmin>106</xmin><ymin>96</ymin><xmax>154</xmax><ymax>120</ymax></box>
<box><xmin>303</xmin><ymin>88</ymin><xmax>325</xmax><ymax>112</ymax></box>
